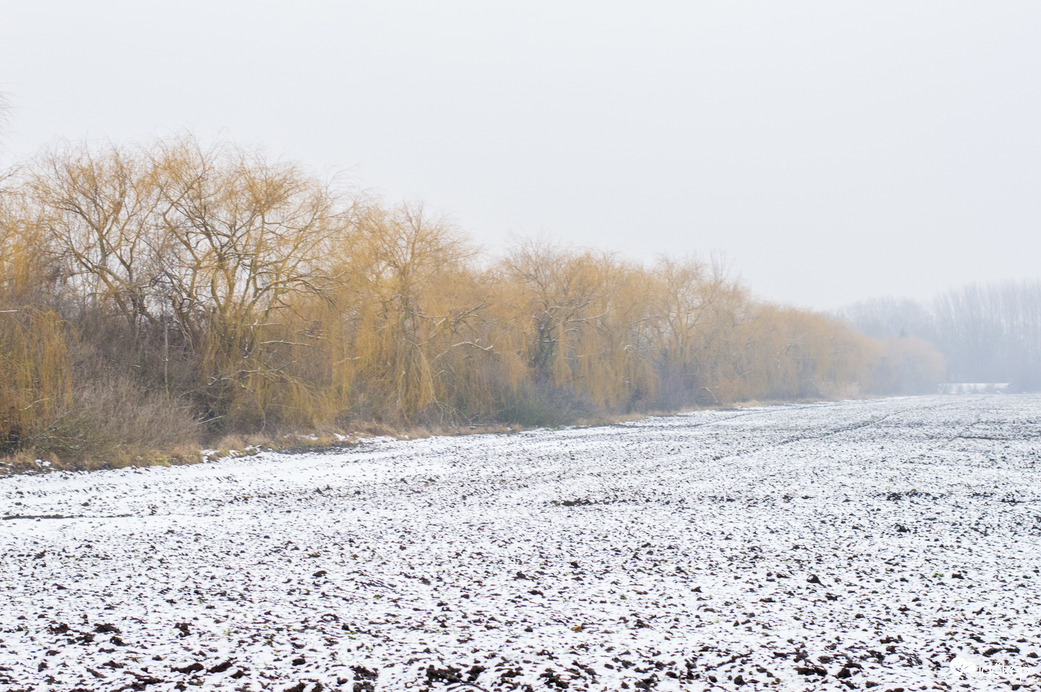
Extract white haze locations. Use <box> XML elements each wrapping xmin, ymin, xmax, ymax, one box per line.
<box><xmin>2</xmin><ymin>1</ymin><xmax>1040</xmax><ymax>310</ymax></box>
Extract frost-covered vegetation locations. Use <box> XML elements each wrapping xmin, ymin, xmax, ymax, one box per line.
<box><xmin>0</xmin><ymin>137</ymin><xmax>945</xmax><ymax>467</ymax></box>
<box><xmin>1</xmin><ymin>395</ymin><xmax>1038</xmax><ymax>690</ymax></box>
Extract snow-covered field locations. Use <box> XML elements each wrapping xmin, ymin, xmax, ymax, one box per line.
<box><xmin>2</xmin><ymin>395</ymin><xmax>1040</xmax><ymax>692</ymax></box>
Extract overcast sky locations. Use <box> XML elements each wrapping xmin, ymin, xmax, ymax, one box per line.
<box><xmin>2</xmin><ymin>1</ymin><xmax>1039</xmax><ymax>310</ymax></box>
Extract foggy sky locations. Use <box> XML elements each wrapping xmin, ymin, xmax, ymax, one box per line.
<box><xmin>2</xmin><ymin>1</ymin><xmax>1039</xmax><ymax>310</ymax></box>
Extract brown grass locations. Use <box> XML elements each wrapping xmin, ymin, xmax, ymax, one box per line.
<box><xmin>9</xmin><ymin>375</ymin><xmax>202</xmax><ymax>471</ymax></box>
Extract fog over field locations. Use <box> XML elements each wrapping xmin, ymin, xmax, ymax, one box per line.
<box><xmin>2</xmin><ymin>395</ymin><xmax>1039</xmax><ymax>690</ymax></box>
<box><xmin>3</xmin><ymin>6</ymin><xmax>1041</xmax><ymax>690</ymax></box>
<box><xmin>2</xmin><ymin>1</ymin><xmax>1040</xmax><ymax>309</ymax></box>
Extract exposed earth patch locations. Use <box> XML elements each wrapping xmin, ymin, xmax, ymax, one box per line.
<box><xmin>2</xmin><ymin>395</ymin><xmax>1039</xmax><ymax>690</ymax></box>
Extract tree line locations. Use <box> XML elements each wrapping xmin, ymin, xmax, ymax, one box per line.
<box><xmin>0</xmin><ymin>136</ymin><xmax>944</xmax><ymax>465</ymax></box>
<box><xmin>841</xmin><ymin>281</ymin><xmax>1041</xmax><ymax>391</ymax></box>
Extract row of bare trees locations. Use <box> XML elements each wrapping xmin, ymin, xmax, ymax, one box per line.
<box><xmin>0</xmin><ymin>136</ymin><xmax>944</xmax><ymax>461</ymax></box>
<box><xmin>843</xmin><ymin>282</ymin><xmax>1041</xmax><ymax>390</ymax></box>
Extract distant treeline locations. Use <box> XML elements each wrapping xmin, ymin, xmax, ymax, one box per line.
<box><xmin>0</xmin><ymin>137</ymin><xmax>943</xmax><ymax>464</ymax></box>
<box><xmin>841</xmin><ymin>281</ymin><xmax>1041</xmax><ymax>391</ymax></box>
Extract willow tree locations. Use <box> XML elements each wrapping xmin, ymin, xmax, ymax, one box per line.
<box><xmin>150</xmin><ymin>137</ymin><xmax>352</xmax><ymax>428</ymax></box>
<box><xmin>0</xmin><ymin>308</ymin><xmax>72</xmax><ymax>452</ymax></box>
<box><xmin>499</xmin><ymin>242</ymin><xmax>607</xmax><ymax>385</ymax></box>
<box><xmin>344</xmin><ymin>202</ymin><xmax>486</xmax><ymax>421</ymax></box>
<box><xmin>24</xmin><ymin>144</ymin><xmax>162</xmax><ymax>335</ymax></box>
<box><xmin>0</xmin><ymin>182</ymin><xmax>54</xmax><ymax>305</ymax></box>
<box><xmin>0</xmin><ymin>172</ymin><xmax>73</xmax><ymax>452</ymax></box>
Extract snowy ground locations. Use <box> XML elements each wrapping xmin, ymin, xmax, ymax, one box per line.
<box><xmin>2</xmin><ymin>395</ymin><xmax>1040</xmax><ymax>692</ymax></box>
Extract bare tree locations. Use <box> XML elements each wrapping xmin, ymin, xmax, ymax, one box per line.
<box><xmin>26</xmin><ymin>143</ymin><xmax>162</xmax><ymax>332</ymax></box>
<box><xmin>149</xmin><ymin>136</ymin><xmax>352</xmax><ymax>425</ymax></box>
<box><xmin>934</xmin><ymin>281</ymin><xmax>1041</xmax><ymax>388</ymax></box>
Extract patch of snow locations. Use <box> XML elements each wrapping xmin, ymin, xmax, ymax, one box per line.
<box><xmin>1</xmin><ymin>395</ymin><xmax>1039</xmax><ymax>690</ymax></box>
